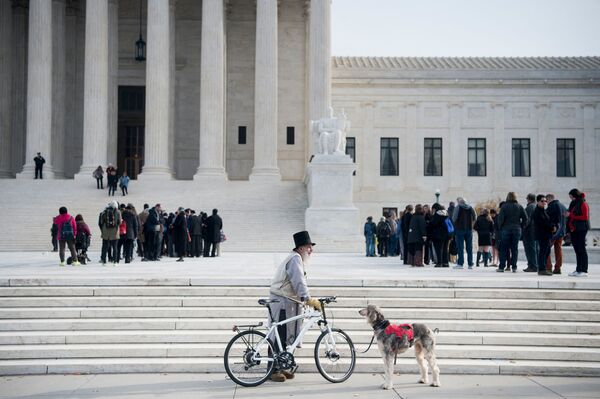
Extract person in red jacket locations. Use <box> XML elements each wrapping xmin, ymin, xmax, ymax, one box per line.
<box><xmin>566</xmin><ymin>189</ymin><xmax>590</xmax><ymax>277</ymax></box>
<box><xmin>54</xmin><ymin>206</ymin><xmax>78</xmax><ymax>267</ymax></box>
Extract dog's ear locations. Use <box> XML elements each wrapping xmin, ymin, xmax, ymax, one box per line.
<box><xmin>368</xmin><ymin>305</ymin><xmax>384</xmax><ymax>322</ymax></box>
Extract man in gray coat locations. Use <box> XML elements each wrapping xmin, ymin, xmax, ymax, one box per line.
<box><xmin>268</xmin><ymin>231</ymin><xmax>321</xmax><ymax>382</ymax></box>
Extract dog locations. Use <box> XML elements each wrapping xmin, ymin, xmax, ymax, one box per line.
<box><xmin>359</xmin><ymin>304</ymin><xmax>440</xmax><ymax>389</ymax></box>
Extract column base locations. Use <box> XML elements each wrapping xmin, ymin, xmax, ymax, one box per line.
<box><xmin>137</xmin><ymin>166</ymin><xmax>173</xmax><ymax>181</ymax></box>
<box><xmin>194</xmin><ymin>167</ymin><xmax>228</xmax><ymax>182</ymax></box>
<box><xmin>16</xmin><ymin>164</ymin><xmax>55</xmax><ymax>180</ymax></box>
<box><xmin>74</xmin><ymin>165</ymin><xmax>99</xmax><ymax>181</ymax></box>
<box><xmin>249</xmin><ymin>168</ymin><xmax>280</xmax><ymax>182</ymax></box>
<box><xmin>0</xmin><ymin>169</ymin><xmax>14</xmax><ymax>179</ymax></box>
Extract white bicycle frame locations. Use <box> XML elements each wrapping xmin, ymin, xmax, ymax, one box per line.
<box><xmin>251</xmin><ymin>307</ymin><xmax>333</xmax><ymax>363</ymax></box>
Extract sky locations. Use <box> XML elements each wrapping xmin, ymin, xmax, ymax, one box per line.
<box><xmin>331</xmin><ymin>0</ymin><xmax>600</xmax><ymax>57</ymax></box>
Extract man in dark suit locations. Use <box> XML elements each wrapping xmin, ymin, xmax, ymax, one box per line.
<box><xmin>34</xmin><ymin>152</ymin><xmax>45</xmax><ymax>179</ymax></box>
<box><xmin>204</xmin><ymin>208</ymin><xmax>222</xmax><ymax>257</ymax></box>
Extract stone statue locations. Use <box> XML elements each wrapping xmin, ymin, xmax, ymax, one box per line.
<box><xmin>311</xmin><ymin>107</ymin><xmax>349</xmax><ymax>156</ymax></box>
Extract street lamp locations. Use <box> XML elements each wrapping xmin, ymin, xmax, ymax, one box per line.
<box><xmin>435</xmin><ymin>188</ymin><xmax>441</xmax><ymax>204</ymax></box>
<box><xmin>134</xmin><ymin>0</ymin><xmax>146</xmax><ymax>62</ymax></box>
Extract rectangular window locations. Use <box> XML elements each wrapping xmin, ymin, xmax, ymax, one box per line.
<box><xmin>512</xmin><ymin>138</ymin><xmax>531</xmax><ymax>177</ymax></box>
<box><xmin>557</xmin><ymin>138</ymin><xmax>576</xmax><ymax>177</ymax></box>
<box><xmin>346</xmin><ymin>137</ymin><xmax>356</xmax><ymax>176</ymax></box>
<box><xmin>238</xmin><ymin>126</ymin><xmax>247</xmax><ymax>145</ymax></box>
<box><xmin>424</xmin><ymin>138</ymin><xmax>443</xmax><ymax>176</ymax></box>
<box><xmin>286</xmin><ymin>126</ymin><xmax>295</xmax><ymax>145</ymax></box>
<box><xmin>380</xmin><ymin>138</ymin><xmax>399</xmax><ymax>176</ymax></box>
<box><xmin>467</xmin><ymin>138</ymin><xmax>486</xmax><ymax>176</ymax></box>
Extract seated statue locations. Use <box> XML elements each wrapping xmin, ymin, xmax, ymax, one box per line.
<box><xmin>310</xmin><ymin>107</ymin><xmax>349</xmax><ymax>156</ymax></box>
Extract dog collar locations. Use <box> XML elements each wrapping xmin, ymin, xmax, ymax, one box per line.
<box><xmin>373</xmin><ymin>319</ymin><xmax>390</xmax><ymax>331</ymax></box>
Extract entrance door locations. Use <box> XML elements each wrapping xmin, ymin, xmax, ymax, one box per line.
<box><xmin>118</xmin><ymin>86</ymin><xmax>145</xmax><ymax>179</ymax></box>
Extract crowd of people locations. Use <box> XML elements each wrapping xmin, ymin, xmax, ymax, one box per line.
<box><xmin>364</xmin><ymin>188</ymin><xmax>591</xmax><ymax>277</ymax></box>
<box><xmin>93</xmin><ymin>164</ymin><xmax>130</xmax><ymax>196</ymax></box>
<box><xmin>51</xmin><ymin>202</ymin><xmax>225</xmax><ymax>266</ymax></box>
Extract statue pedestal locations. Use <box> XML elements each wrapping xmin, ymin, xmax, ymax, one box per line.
<box><xmin>304</xmin><ymin>154</ymin><xmax>361</xmax><ymax>252</ymax></box>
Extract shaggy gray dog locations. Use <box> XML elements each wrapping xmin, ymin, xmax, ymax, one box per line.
<box><xmin>359</xmin><ymin>304</ymin><xmax>441</xmax><ymax>389</ymax></box>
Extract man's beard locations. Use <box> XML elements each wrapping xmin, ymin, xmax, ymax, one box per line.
<box><xmin>300</xmin><ymin>251</ymin><xmax>311</xmax><ymax>266</ymax></box>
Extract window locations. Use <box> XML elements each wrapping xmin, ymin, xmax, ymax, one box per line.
<box><xmin>286</xmin><ymin>126</ymin><xmax>295</xmax><ymax>145</ymax></box>
<box><xmin>383</xmin><ymin>207</ymin><xmax>398</xmax><ymax>218</ymax></box>
<box><xmin>512</xmin><ymin>138</ymin><xmax>530</xmax><ymax>177</ymax></box>
<box><xmin>346</xmin><ymin>137</ymin><xmax>356</xmax><ymax>176</ymax></box>
<box><xmin>467</xmin><ymin>138</ymin><xmax>486</xmax><ymax>176</ymax></box>
<box><xmin>238</xmin><ymin>126</ymin><xmax>247</xmax><ymax>145</ymax></box>
<box><xmin>380</xmin><ymin>138</ymin><xmax>399</xmax><ymax>176</ymax></box>
<box><xmin>557</xmin><ymin>139</ymin><xmax>575</xmax><ymax>177</ymax></box>
<box><xmin>424</xmin><ymin>138</ymin><xmax>442</xmax><ymax>176</ymax></box>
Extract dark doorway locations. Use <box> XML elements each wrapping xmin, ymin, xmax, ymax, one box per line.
<box><xmin>118</xmin><ymin>86</ymin><xmax>145</xmax><ymax>179</ymax></box>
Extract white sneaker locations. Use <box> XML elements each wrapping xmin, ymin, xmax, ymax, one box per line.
<box><xmin>59</xmin><ymin>262</ymin><xmax>65</xmax><ymax>267</ymax></box>
<box><xmin>568</xmin><ymin>271</ymin><xmax>579</xmax><ymax>277</ymax></box>
<box><xmin>72</xmin><ymin>261</ymin><xmax>81</xmax><ymax>266</ymax></box>
<box><xmin>573</xmin><ymin>272</ymin><xmax>588</xmax><ymax>277</ymax></box>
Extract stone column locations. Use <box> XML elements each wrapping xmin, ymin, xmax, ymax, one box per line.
<box><xmin>17</xmin><ymin>0</ymin><xmax>55</xmax><ymax>179</ymax></box>
<box><xmin>447</xmin><ymin>102</ymin><xmax>463</xmax><ymax>192</ymax></box>
<box><xmin>195</xmin><ymin>0</ymin><xmax>227</xmax><ymax>180</ymax></box>
<box><xmin>0</xmin><ymin>0</ymin><xmax>13</xmax><ymax>177</ymax></box>
<box><xmin>169</xmin><ymin>0</ymin><xmax>176</xmax><ymax>174</ymax></box>
<box><xmin>361</xmin><ymin>102</ymin><xmax>376</xmax><ymax>191</ymax></box>
<box><xmin>51</xmin><ymin>0</ymin><xmax>66</xmax><ymax>179</ymax></box>
<box><xmin>11</xmin><ymin>0</ymin><xmax>28</xmax><ymax>175</ymax></box>
<box><xmin>307</xmin><ymin>0</ymin><xmax>331</xmax><ymax>158</ymax></box>
<box><xmin>492</xmin><ymin>102</ymin><xmax>507</xmax><ymax>193</ymax></box>
<box><xmin>75</xmin><ymin>0</ymin><xmax>109</xmax><ymax>179</ymax></box>
<box><xmin>536</xmin><ymin>103</ymin><xmax>550</xmax><ymax>191</ymax></box>
<box><xmin>107</xmin><ymin>0</ymin><xmax>119</xmax><ymax>166</ymax></box>
<box><xmin>139</xmin><ymin>0</ymin><xmax>173</xmax><ymax>179</ymax></box>
<box><xmin>250</xmin><ymin>0</ymin><xmax>280</xmax><ymax>181</ymax></box>
<box><xmin>582</xmin><ymin>103</ymin><xmax>597</xmax><ymax>191</ymax></box>
<box><xmin>404</xmin><ymin>102</ymin><xmax>418</xmax><ymax>190</ymax></box>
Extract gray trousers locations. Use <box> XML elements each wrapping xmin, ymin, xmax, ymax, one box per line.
<box><xmin>522</xmin><ymin>233</ymin><xmax>539</xmax><ymax>269</ymax></box>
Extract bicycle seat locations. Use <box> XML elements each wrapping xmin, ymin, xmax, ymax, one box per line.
<box><xmin>258</xmin><ymin>299</ymin><xmax>280</xmax><ymax>306</ymax></box>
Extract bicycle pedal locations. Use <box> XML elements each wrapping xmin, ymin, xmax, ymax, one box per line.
<box><xmin>291</xmin><ymin>365</ymin><xmax>298</xmax><ymax>374</ymax></box>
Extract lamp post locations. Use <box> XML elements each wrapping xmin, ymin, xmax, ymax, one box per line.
<box><xmin>134</xmin><ymin>0</ymin><xmax>146</xmax><ymax>62</ymax></box>
<box><xmin>435</xmin><ymin>188</ymin><xmax>441</xmax><ymax>204</ymax></box>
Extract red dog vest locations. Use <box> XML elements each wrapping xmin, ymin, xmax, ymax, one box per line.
<box><xmin>384</xmin><ymin>323</ymin><xmax>414</xmax><ymax>342</ymax></box>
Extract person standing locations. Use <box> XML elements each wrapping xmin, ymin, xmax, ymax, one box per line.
<box><xmin>54</xmin><ymin>207</ymin><xmax>79</xmax><ymax>266</ymax></box>
<box><xmin>429</xmin><ymin>204</ymin><xmax>450</xmax><ymax>267</ymax></box>
<box><xmin>121</xmin><ymin>204</ymin><xmax>138</xmax><ymax>263</ymax></box>
<box><xmin>173</xmin><ymin>207</ymin><xmax>188</xmax><ymax>262</ymax></box>
<box><xmin>51</xmin><ymin>217</ymin><xmax>58</xmax><ymax>252</ymax></box>
<box><xmin>93</xmin><ymin>166</ymin><xmax>104</xmax><ymax>189</ymax></box>
<box><xmin>387</xmin><ymin>212</ymin><xmax>398</xmax><ymax>257</ymax></box>
<box><xmin>190</xmin><ymin>210</ymin><xmax>203</xmax><ymax>257</ymax></box>
<box><xmin>99</xmin><ymin>201</ymin><xmax>121</xmax><ymax>266</ymax></box>
<box><xmin>451</xmin><ymin>197</ymin><xmax>477</xmax><ymax>269</ymax></box>
<box><xmin>74</xmin><ymin>214</ymin><xmax>92</xmax><ymax>263</ymax></box>
<box><xmin>545</xmin><ymin>193</ymin><xmax>567</xmax><ymax>274</ymax></box>
<box><xmin>522</xmin><ymin>193</ymin><xmax>539</xmax><ymax>273</ymax></box>
<box><xmin>566</xmin><ymin>189</ymin><xmax>590</xmax><ymax>277</ymax></box>
<box><xmin>497</xmin><ymin>192</ymin><xmax>528</xmax><ymax>273</ymax></box>
<box><xmin>401</xmin><ymin>205</ymin><xmax>413</xmax><ymax>264</ymax></box>
<box><xmin>407</xmin><ymin>204</ymin><xmax>427</xmax><ymax>266</ymax></box>
<box><xmin>143</xmin><ymin>204</ymin><xmax>161</xmax><ymax>261</ymax></box>
<box><xmin>533</xmin><ymin>195</ymin><xmax>555</xmax><ymax>276</ymax></box>
<box><xmin>474</xmin><ymin>209</ymin><xmax>494</xmax><ymax>267</ymax></box>
<box><xmin>107</xmin><ymin>169</ymin><xmax>118</xmax><ymax>196</ymax></box>
<box><xmin>363</xmin><ymin>216</ymin><xmax>376</xmax><ymax>257</ymax></box>
<box><xmin>268</xmin><ymin>231</ymin><xmax>320</xmax><ymax>382</ymax></box>
<box><xmin>138</xmin><ymin>204</ymin><xmax>150</xmax><ymax>259</ymax></box>
<box><xmin>205</xmin><ymin>209</ymin><xmax>223</xmax><ymax>257</ymax></box>
<box><xmin>119</xmin><ymin>172</ymin><xmax>130</xmax><ymax>196</ymax></box>
<box><xmin>33</xmin><ymin>152</ymin><xmax>45</xmax><ymax>179</ymax></box>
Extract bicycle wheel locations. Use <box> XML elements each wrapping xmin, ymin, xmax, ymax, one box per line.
<box><xmin>314</xmin><ymin>328</ymin><xmax>356</xmax><ymax>383</ymax></box>
<box><xmin>224</xmin><ymin>330</ymin><xmax>275</xmax><ymax>387</ymax></box>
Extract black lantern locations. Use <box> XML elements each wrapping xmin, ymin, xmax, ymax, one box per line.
<box><xmin>134</xmin><ymin>0</ymin><xmax>146</xmax><ymax>61</ymax></box>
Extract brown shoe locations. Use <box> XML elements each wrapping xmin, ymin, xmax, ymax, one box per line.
<box><xmin>282</xmin><ymin>370</ymin><xmax>295</xmax><ymax>379</ymax></box>
<box><xmin>553</xmin><ymin>269</ymin><xmax>561</xmax><ymax>275</ymax></box>
<box><xmin>271</xmin><ymin>372</ymin><xmax>286</xmax><ymax>382</ymax></box>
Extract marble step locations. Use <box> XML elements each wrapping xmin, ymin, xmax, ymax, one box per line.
<box><xmin>1</xmin><ymin>306</ymin><xmax>598</xmax><ymax>321</ymax></box>
<box><xmin>1</xmin><ymin>318</ymin><xmax>598</xmax><ymax>334</ymax></box>
<box><xmin>1</xmin><ymin>357</ymin><xmax>599</xmax><ymax>377</ymax></box>
<box><xmin>0</xmin><ymin>330</ymin><xmax>599</xmax><ymax>348</ymax></box>
<box><xmin>2</xmin><ymin>286</ymin><xmax>599</xmax><ymax>301</ymax></box>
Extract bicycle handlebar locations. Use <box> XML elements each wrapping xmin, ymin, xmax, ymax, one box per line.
<box><xmin>318</xmin><ymin>296</ymin><xmax>337</xmax><ymax>304</ymax></box>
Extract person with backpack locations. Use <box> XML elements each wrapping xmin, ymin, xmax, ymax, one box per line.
<box><xmin>376</xmin><ymin>216</ymin><xmax>392</xmax><ymax>257</ymax></box>
<box><xmin>363</xmin><ymin>216</ymin><xmax>377</xmax><ymax>257</ymax></box>
<box><xmin>74</xmin><ymin>214</ymin><xmax>91</xmax><ymax>264</ymax></box>
<box><xmin>429</xmin><ymin>203</ymin><xmax>451</xmax><ymax>267</ymax></box>
<box><xmin>121</xmin><ymin>204</ymin><xmax>139</xmax><ymax>263</ymax></box>
<box><xmin>93</xmin><ymin>165</ymin><xmax>104</xmax><ymax>189</ymax></box>
<box><xmin>98</xmin><ymin>201</ymin><xmax>122</xmax><ymax>266</ymax></box>
<box><xmin>54</xmin><ymin>206</ymin><xmax>79</xmax><ymax>266</ymax></box>
<box><xmin>545</xmin><ymin>193</ymin><xmax>567</xmax><ymax>274</ymax></box>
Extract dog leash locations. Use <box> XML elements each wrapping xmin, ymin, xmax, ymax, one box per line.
<box><xmin>359</xmin><ymin>335</ymin><xmax>375</xmax><ymax>354</ymax></box>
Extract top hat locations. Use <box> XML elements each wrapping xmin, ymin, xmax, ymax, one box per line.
<box><xmin>293</xmin><ymin>231</ymin><xmax>316</xmax><ymax>249</ymax></box>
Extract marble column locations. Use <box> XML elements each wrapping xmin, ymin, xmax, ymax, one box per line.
<box><xmin>250</xmin><ymin>0</ymin><xmax>280</xmax><ymax>181</ymax></box>
<box><xmin>75</xmin><ymin>0</ymin><xmax>109</xmax><ymax>179</ymax></box>
<box><xmin>447</xmin><ymin>102</ymin><xmax>463</xmax><ymax>191</ymax></box>
<box><xmin>0</xmin><ymin>0</ymin><xmax>13</xmax><ymax>177</ymax></box>
<box><xmin>492</xmin><ymin>102</ymin><xmax>507</xmax><ymax>192</ymax></box>
<box><xmin>139</xmin><ymin>0</ymin><xmax>173</xmax><ymax>179</ymax></box>
<box><xmin>536</xmin><ymin>103</ymin><xmax>550</xmax><ymax>191</ymax></box>
<box><xmin>64</xmin><ymin>0</ymin><xmax>79</xmax><ymax>177</ymax></box>
<box><xmin>169</xmin><ymin>0</ymin><xmax>176</xmax><ymax>174</ymax></box>
<box><xmin>404</xmin><ymin>102</ymin><xmax>418</xmax><ymax>190</ymax></box>
<box><xmin>195</xmin><ymin>0</ymin><xmax>227</xmax><ymax>180</ymax></box>
<box><xmin>107</xmin><ymin>0</ymin><xmax>119</xmax><ymax>166</ymax></box>
<box><xmin>582</xmin><ymin>103</ymin><xmax>597</xmax><ymax>191</ymax></box>
<box><xmin>11</xmin><ymin>0</ymin><xmax>28</xmax><ymax>175</ymax></box>
<box><xmin>51</xmin><ymin>0</ymin><xmax>66</xmax><ymax>179</ymax></box>
<box><xmin>307</xmin><ymin>0</ymin><xmax>332</xmax><ymax>158</ymax></box>
<box><xmin>17</xmin><ymin>0</ymin><xmax>55</xmax><ymax>179</ymax></box>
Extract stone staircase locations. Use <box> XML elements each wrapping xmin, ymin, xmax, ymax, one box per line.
<box><xmin>0</xmin><ymin>179</ymin><xmax>309</xmax><ymax>252</ymax></box>
<box><xmin>0</xmin><ymin>278</ymin><xmax>599</xmax><ymax>376</ymax></box>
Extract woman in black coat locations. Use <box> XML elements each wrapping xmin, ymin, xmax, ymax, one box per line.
<box><xmin>401</xmin><ymin>205</ymin><xmax>414</xmax><ymax>264</ymax></box>
<box><xmin>407</xmin><ymin>204</ymin><xmax>427</xmax><ymax>266</ymax></box>
<box><xmin>173</xmin><ymin>208</ymin><xmax>188</xmax><ymax>262</ymax></box>
<box><xmin>474</xmin><ymin>209</ymin><xmax>494</xmax><ymax>267</ymax></box>
<box><xmin>429</xmin><ymin>204</ymin><xmax>450</xmax><ymax>267</ymax></box>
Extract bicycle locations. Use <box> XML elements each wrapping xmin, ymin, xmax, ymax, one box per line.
<box><xmin>223</xmin><ymin>296</ymin><xmax>356</xmax><ymax>387</ymax></box>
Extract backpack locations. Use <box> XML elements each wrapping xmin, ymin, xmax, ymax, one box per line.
<box><xmin>119</xmin><ymin>220</ymin><xmax>127</xmax><ymax>236</ymax></box>
<box><xmin>445</xmin><ymin>218</ymin><xmax>455</xmax><ymax>235</ymax></box>
<box><xmin>380</xmin><ymin>221</ymin><xmax>391</xmax><ymax>238</ymax></box>
<box><xmin>103</xmin><ymin>209</ymin><xmax>116</xmax><ymax>228</ymax></box>
<box><xmin>60</xmin><ymin>217</ymin><xmax>75</xmax><ymax>241</ymax></box>
<box><xmin>75</xmin><ymin>228</ymin><xmax>87</xmax><ymax>249</ymax></box>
